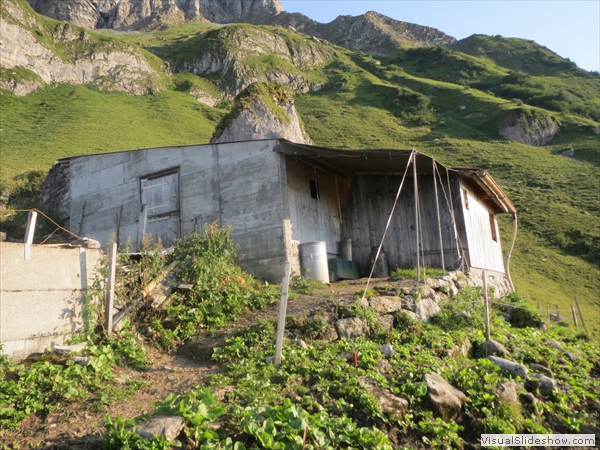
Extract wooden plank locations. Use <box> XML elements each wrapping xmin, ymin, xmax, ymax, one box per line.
<box><xmin>105</xmin><ymin>243</ymin><xmax>118</xmax><ymax>336</ymax></box>
<box><xmin>574</xmin><ymin>296</ymin><xmax>588</xmax><ymax>333</ymax></box>
<box><xmin>274</xmin><ymin>262</ymin><xmax>292</xmax><ymax>369</ymax></box>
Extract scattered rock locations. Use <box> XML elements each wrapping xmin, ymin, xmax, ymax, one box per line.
<box><xmin>565</xmin><ymin>351</ymin><xmax>580</xmax><ymax>362</ymax></box>
<box><xmin>416</xmin><ymin>298</ymin><xmax>441</xmax><ymax>322</ymax></box>
<box><xmin>460</xmin><ymin>338</ymin><xmax>472</xmax><ymax>357</ymax></box>
<box><xmin>530</xmin><ymin>364</ymin><xmax>553</xmax><ymax>378</ymax></box>
<box><xmin>497</xmin><ymin>381</ymin><xmax>522</xmax><ymax>405</ymax></box>
<box><xmin>358</xmin><ymin>377</ymin><xmax>408</xmax><ymax>416</ymax></box>
<box><xmin>520</xmin><ymin>392</ymin><xmax>538</xmax><ymax>405</ymax></box>
<box><xmin>381</xmin><ymin>344</ymin><xmax>396</xmax><ymax>358</ymax></box>
<box><xmin>464</xmin><ymin>112</ymin><xmax>487</xmax><ymax>119</ymax></box>
<box><xmin>488</xmin><ymin>356</ymin><xmax>528</xmax><ymax>379</ymax></box>
<box><xmin>396</xmin><ymin>310</ymin><xmax>419</xmax><ymax>321</ymax></box>
<box><xmin>319</xmin><ymin>325</ymin><xmax>339</xmax><ymax>343</ymax></box>
<box><xmin>370</xmin><ymin>296</ymin><xmax>403</xmax><ymax>314</ymax></box>
<box><xmin>425</xmin><ymin>278</ymin><xmax>440</xmax><ymax>289</ymax></box>
<box><xmin>455</xmin><ymin>310</ymin><xmax>470</xmax><ymax>319</ymax></box>
<box><xmin>137</xmin><ymin>416</ymin><xmax>185</xmax><ymax>442</ymax></box>
<box><xmin>528</xmin><ymin>374</ymin><xmax>557</xmax><ymax>397</ymax></box>
<box><xmin>376</xmin><ymin>359</ymin><xmax>393</xmax><ymax>373</ymax></box>
<box><xmin>401</xmin><ymin>295</ymin><xmax>416</xmax><ymax>311</ymax></box>
<box><xmin>70</xmin><ymin>237</ymin><xmax>101</xmax><ymax>249</ymax></box>
<box><xmin>52</xmin><ymin>342</ymin><xmax>87</xmax><ymax>355</ymax></box>
<box><xmin>424</xmin><ymin>372</ymin><xmax>469</xmax><ymax>421</ymax></box>
<box><xmin>336</xmin><ymin>317</ymin><xmax>369</xmax><ymax>339</ymax></box>
<box><xmin>73</xmin><ymin>356</ymin><xmax>90</xmax><ymax>366</ymax></box>
<box><xmin>376</xmin><ymin>314</ymin><xmax>394</xmax><ymax>332</ymax></box>
<box><xmin>545</xmin><ymin>338</ymin><xmax>563</xmax><ymax>350</ymax></box>
<box><xmin>265</xmin><ymin>356</ymin><xmax>275</xmax><ymax>364</ymax></box>
<box><xmin>481</xmin><ymin>340</ymin><xmax>510</xmax><ymax>357</ymax></box>
<box><xmin>0</xmin><ymin>232</ymin><xmax>6</xmax><ymax>242</ymax></box>
<box><xmin>296</xmin><ymin>338</ymin><xmax>308</xmax><ymax>349</ymax></box>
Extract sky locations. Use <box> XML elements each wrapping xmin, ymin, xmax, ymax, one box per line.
<box><xmin>279</xmin><ymin>1</ymin><xmax>600</xmax><ymax>73</ymax></box>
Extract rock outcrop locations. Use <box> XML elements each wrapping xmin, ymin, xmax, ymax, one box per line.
<box><xmin>498</xmin><ymin>110</ymin><xmax>560</xmax><ymax>146</ymax></box>
<box><xmin>26</xmin><ymin>0</ymin><xmax>282</xmax><ymax>30</ymax></box>
<box><xmin>1</xmin><ymin>0</ymin><xmax>163</xmax><ymax>95</ymax></box>
<box><xmin>175</xmin><ymin>25</ymin><xmax>329</xmax><ymax>97</ymax></box>
<box><xmin>210</xmin><ymin>82</ymin><xmax>312</xmax><ymax>144</ymax></box>
<box><xmin>267</xmin><ymin>11</ymin><xmax>455</xmax><ymax>56</ymax></box>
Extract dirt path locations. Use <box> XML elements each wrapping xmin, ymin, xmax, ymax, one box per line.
<box><xmin>2</xmin><ymin>278</ymin><xmax>401</xmax><ymax>449</ymax></box>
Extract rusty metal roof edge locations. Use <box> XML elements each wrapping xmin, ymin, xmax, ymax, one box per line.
<box><xmin>453</xmin><ymin>167</ymin><xmax>517</xmax><ymax>215</ymax></box>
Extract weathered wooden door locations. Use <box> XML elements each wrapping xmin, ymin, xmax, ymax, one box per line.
<box><xmin>140</xmin><ymin>170</ymin><xmax>180</xmax><ymax>248</ymax></box>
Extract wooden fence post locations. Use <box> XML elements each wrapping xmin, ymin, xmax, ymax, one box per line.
<box><xmin>574</xmin><ymin>296</ymin><xmax>588</xmax><ymax>334</ymax></box>
<box><xmin>571</xmin><ymin>305</ymin><xmax>578</xmax><ymax>328</ymax></box>
<box><xmin>274</xmin><ymin>262</ymin><xmax>292</xmax><ymax>368</ymax></box>
<box><xmin>105</xmin><ymin>243</ymin><xmax>118</xmax><ymax>336</ymax></box>
<box><xmin>24</xmin><ymin>211</ymin><xmax>38</xmax><ymax>260</ymax></box>
<box><xmin>556</xmin><ymin>305</ymin><xmax>560</xmax><ymax>322</ymax></box>
<box><xmin>483</xmin><ymin>270</ymin><xmax>490</xmax><ymax>341</ymax></box>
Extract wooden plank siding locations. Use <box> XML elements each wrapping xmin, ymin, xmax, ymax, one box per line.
<box><xmin>285</xmin><ymin>157</ymin><xmax>342</xmax><ymax>258</ymax></box>
<box><xmin>457</xmin><ymin>180</ymin><xmax>505</xmax><ymax>273</ymax></box>
<box><xmin>340</xmin><ymin>174</ymin><xmax>461</xmax><ymax>276</ymax></box>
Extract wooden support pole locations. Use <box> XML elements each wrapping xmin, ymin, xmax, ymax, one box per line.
<box><xmin>137</xmin><ymin>204</ymin><xmax>148</xmax><ymax>250</ymax></box>
<box><xmin>24</xmin><ymin>211</ymin><xmax>38</xmax><ymax>260</ymax></box>
<box><xmin>546</xmin><ymin>305</ymin><xmax>550</xmax><ymax>322</ymax></box>
<box><xmin>413</xmin><ymin>152</ymin><xmax>420</xmax><ymax>282</ymax></box>
<box><xmin>574</xmin><ymin>296</ymin><xmax>588</xmax><ymax>334</ymax></box>
<box><xmin>105</xmin><ymin>242</ymin><xmax>118</xmax><ymax>336</ymax></box>
<box><xmin>274</xmin><ymin>262</ymin><xmax>292</xmax><ymax>369</ymax></box>
<box><xmin>483</xmin><ymin>270</ymin><xmax>491</xmax><ymax>341</ymax></box>
<box><xmin>571</xmin><ymin>305</ymin><xmax>578</xmax><ymax>328</ymax></box>
<box><xmin>432</xmin><ymin>160</ymin><xmax>445</xmax><ymax>271</ymax></box>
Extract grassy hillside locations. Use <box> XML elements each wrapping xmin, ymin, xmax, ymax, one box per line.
<box><xmin>1</xmin><ymin>14</ymin><xmax>598</xmax><ymax>330</ymax></box>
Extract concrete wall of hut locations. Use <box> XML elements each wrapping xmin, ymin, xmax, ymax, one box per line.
<box><xmin>340</xmin><ymin>174</ymin><xmax>461</xmax><ymax>276</ymax></box>
<box><xmin>68</xmin><ymin>140</ymin><xmax>288</xmax><ymax>282</ymax></box>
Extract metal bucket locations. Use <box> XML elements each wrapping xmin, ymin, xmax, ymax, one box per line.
<box><xmin>339</xmin><ymin>238</ymin><xmax>352</xmax><ymax>261</ymax></box>
<box><xmin>299</xmin><ymin>241</ymin><xmax>330</xmax><ymax>283</ymax></box>
<box><xmin>370</xmin><ymin>246</ymin><xmax>389</xmax><ymax>278</ymax></box>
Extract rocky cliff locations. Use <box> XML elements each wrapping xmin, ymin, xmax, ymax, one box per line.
<box><xmin>499</xmin><ymin>110</ymin><xmax>560</xmax><ymax>146</ymax></box>
<box><xmin>211</xmin><ymin>82</ymin><xmax>312</xmax><ymax>144</ymax></box>
<box><xmin>26</xmin><ymin>0</ymin><xmax>282</xmax><ymax>30</ymax></box>
<box><xmin>1</xmin><ymin>0</ymin><xmax>163</xmax><ymax>95</ymax></box>
<box><xmin>266</xmin><ymin>10</ymin><xmax>455</xmax><ymax>55</ymax></box>
<box><xmin>173</xmin><ymin>25</ymin><xmax>331</xmax><ymax>96</ymax></box>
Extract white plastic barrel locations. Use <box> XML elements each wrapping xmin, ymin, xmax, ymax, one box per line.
<box><xmin>299</xmin><ymin>241</ymin><xmax>330</xmax><ymax>283</ymax></box>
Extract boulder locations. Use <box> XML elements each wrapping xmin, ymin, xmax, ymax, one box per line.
<box><xmin>137</xmin><ymin>416</ymin><xmax>185</xmax><ymax>442</ymax></box>
<box><xmin>528</xmin><ymin>374</ymin><xmax>557</xmax><ymax>397</ymax></box>
<box><xmin>52</xmin><ymin>342</ymin><xmax>87</xmax><ymax>354</ymax></box>
<box><xmin>530</xmin><ymin>364</ymin><xmax>553</xmax><ymax>378</ymax></box>
<box><xmin>336</xmin><ymin>317</ymin><xmax>369</xmax><ymax>339</ymax></box>
<box><xmin>381</xmin><ymin>344</ymin><xmax>396</xmax><ymax>358</ymax></box>
<box><xmin>545</xmin><ymin>338</ymin><xmax>564</xmax><ymax>350</ymax></box>
<box><xmin>481</xmin><ymin>339</ymin><xmax>510</xmax><ymax>357</ymax></box>
<box><xmin>319</xmin><ymin>325</ymin><xmax>339</xmax><ymax>343</ymax></box>
<box><xmin>424</xmin><ymin>373</ymin><xmax>469</xmax><ymax>421</ymax></box>
<box><xmin>496</xmin><ymin>381</ymin><xmax>522</xmax><ymax>405</ymax></box>
<box><xmin>370</xmin><ymin>296</ymin><xmax>403</xmax><ymax>314</ymax></box>
<box><xmin>358</xmin><ymin>377</ymin><xmax>408</xmax><ymax>416</ymax></box>
<box><xmin>395</xmin><ymin>310</ymin><xmax>419</xmax><ymax>321</ymax></box>
<box><xmin>401</xmin><ymin>295</ymin><xmax>416</xmax><ymax>311</ymax></box>
<box><xmin>520</xmin><ymin>392</ymin><xmax>538</xmax><ymax>405</ymax></box>
<box><xmin>488</xmin><ymin>356</ymin><xmax>528</xmax><ymax>379</ymax></box>
<box><xmin>416</xmin><ymin>298</ymin><xmax>441</xmax><ymax>322</ymax></box>
<box><xmin>376</xmin><ymin>359</ymin><xmax>393</xmax><ymax>373</ymax></box>
<box><xmin>425</xmin><ymin>278</ymin><xmax>440</xmax><ymax>289</ymax></box>
<box><xmin>376</xmin><ymin>315</ymin><xmax>394</xmax><ymax>332</ymax></box>
<box><xmin>460</xmin><ymin>338</ymin><xmax>472</xmax><ymax>357</ymax></box>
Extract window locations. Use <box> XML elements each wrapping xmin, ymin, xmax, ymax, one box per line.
<box><xmin>489</xmin><ymin>213</ymin><xmax>497</xmax><ymax>242</ymax></box>
<box><xmin>309</xmin><ymin>179</ymin><xmax>319</xmax><ymax>199</ymax></box>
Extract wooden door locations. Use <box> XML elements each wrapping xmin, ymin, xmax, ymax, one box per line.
<box><xmin>140</xmin><ymin>170</ymin><xmax>180</xmax><ymax>248</ymax></box>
